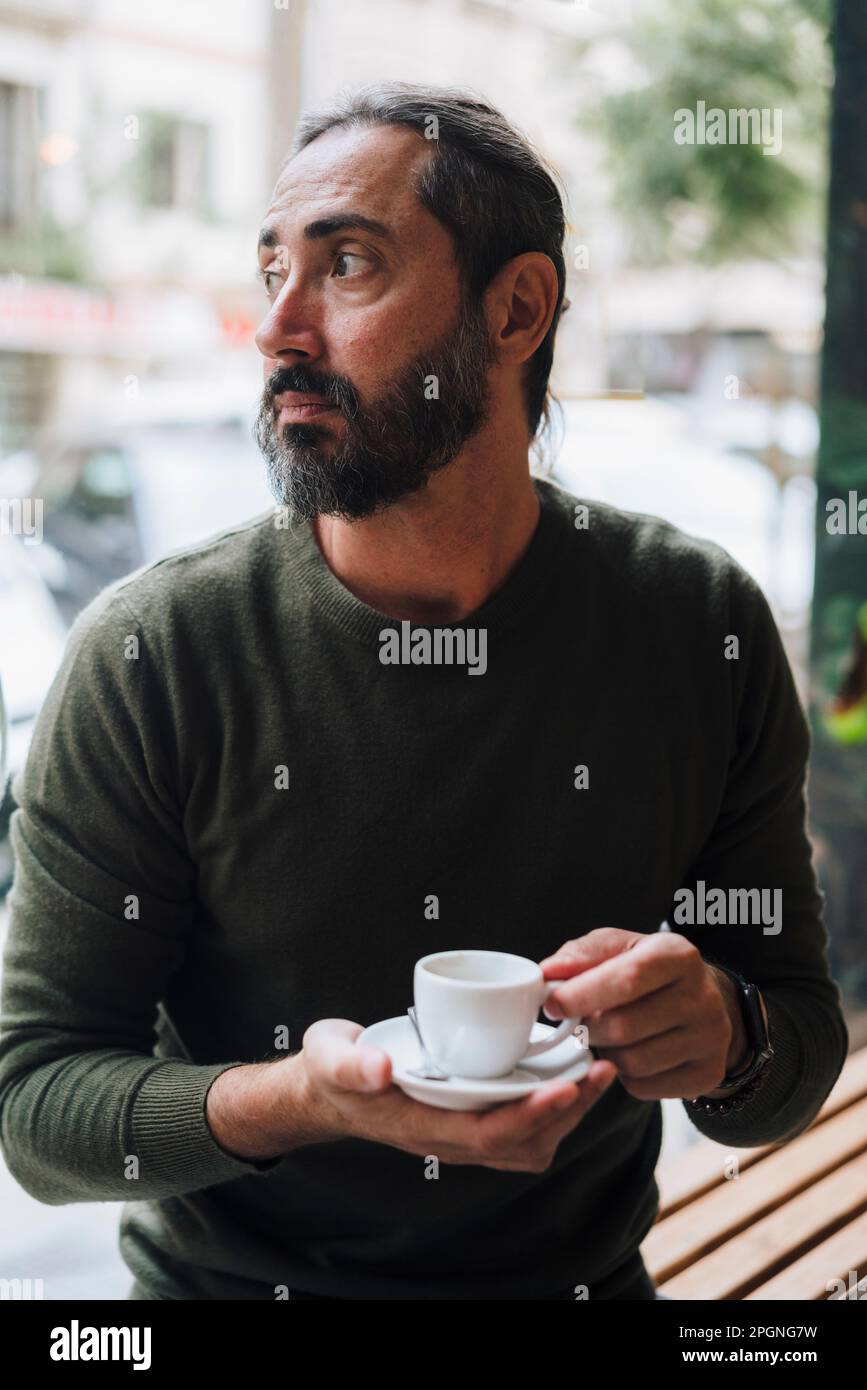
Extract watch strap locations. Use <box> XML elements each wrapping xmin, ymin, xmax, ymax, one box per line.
<box><xmin>687</xmin><ymin>959</ymin><xmax>774</xmax><ymax>1113</ymax></box>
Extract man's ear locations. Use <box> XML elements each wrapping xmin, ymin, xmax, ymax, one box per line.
<box><xmin>488</xmin><ymin>252</ymin><xmax>560</xmax><ymax>367</ymax></box>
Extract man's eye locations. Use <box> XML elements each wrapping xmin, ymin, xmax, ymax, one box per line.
<box><xmin>258</xmin><ymin>252</ymin><xmax>368</xmax><ymax>293</ymax></box>
<box><xmin>333</xmin><ymin>252</ymin><xmax>368</xmax><ymax>278</ymax></box>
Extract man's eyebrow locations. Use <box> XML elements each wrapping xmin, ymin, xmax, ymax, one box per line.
<box><xmin>257</xmin><ymin>213</ymin><xmax>394</xmax><ymax>251</ymax></box>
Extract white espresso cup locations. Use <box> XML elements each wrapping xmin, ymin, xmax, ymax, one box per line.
<box><xmin>413</xmin><ymin>948</ymin><xmax>583</xmax><ymax>1079</ymax></box>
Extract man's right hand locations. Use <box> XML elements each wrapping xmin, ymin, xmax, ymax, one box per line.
<box><xmin>208</xmin><ymin>1018</ymin><xmax>617</xmax><ymax>1174</ymax></box>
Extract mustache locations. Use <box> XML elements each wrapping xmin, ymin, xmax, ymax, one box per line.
<box><xmin>263</xmin><ymin>365</ymin><xmax>359</xmax><ymax>419</ymax></box>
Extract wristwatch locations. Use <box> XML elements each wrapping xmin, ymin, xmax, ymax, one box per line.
<box><xmin>686</xmin><ymin>960</ymin><xmax>774</xmax><ymax>1115</ymax></box>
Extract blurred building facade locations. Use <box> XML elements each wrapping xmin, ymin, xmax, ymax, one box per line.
<box><xmin>0</xmin><ymin>0</ymin><xmax>306</xmax><ymax>449</ymax></box>
<box><xmin>0</xmin><ymin>0</ymin><xmax>632</xmax><ymax>452</ymax></box>
<box><xmin>0</xmin><ymin>0</ymin><xmax>824</xmax><ymax>436</ymax></box>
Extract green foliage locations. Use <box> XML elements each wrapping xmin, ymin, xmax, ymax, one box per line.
<box><xmin>0</xmin><ymin>214</ymin><xmax>88</xmax><ymax>282</ymax></box>
<box><xmin>573</xmin><ymin>0</ymin><xmax>833</xmax><ymax>265</ymax></box>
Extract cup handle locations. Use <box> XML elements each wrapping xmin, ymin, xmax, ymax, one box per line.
<box><xmin>520</xmin><ymin>982</ymin><xmax>582</xmax><ymax>1058</ymax></box>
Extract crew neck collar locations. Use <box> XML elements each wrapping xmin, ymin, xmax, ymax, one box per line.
<box><xmin>291</xmin><ymin>475</ymin><xmax>571</xmax><ymax>647</ymax></box>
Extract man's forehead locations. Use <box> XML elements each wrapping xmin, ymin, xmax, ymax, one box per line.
<box><xmin>264</xmin><ymin>123</ymin><xmax>432</xmax><ymax>228</ymax></box>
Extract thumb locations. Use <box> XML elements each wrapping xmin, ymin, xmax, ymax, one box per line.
<box><xmin>304</xmin><ymin>1018</ymin><xmax>393</xmax><ymax>1093</ymax></box>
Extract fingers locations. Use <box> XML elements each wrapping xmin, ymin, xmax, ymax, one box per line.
<box><xmin>300</xmin><ymin>1020</ymin><xmax>618</xmax><ymax>1175</ymax></box>
<box><xmin>302</xmin><ymin>1018</ymin><xmax>393</xmax><ymax>1093</ymax></box>
<box><xmin>300</xmin><ymin>1020</ymin><xmax>619</xmax><ymax>1176</ymax></box>
<box><xmin>473</xmin><ymin>1059</ymin><xmax>618</xmax><ymax>1154</ymax></box>
<box><xmin>540</xmin><ymin>929</ymin><xmax>640</xmax><ymax>975</ymax></box>
<box><xmin>544</xmin><ymin>936</ymin><xmax>684</xmax><ymax>1021</ymax></box>
<box><xmin>582</xmin><ymin>989</ymin><xmax>682</xmax><ymax>1048</ymax></box>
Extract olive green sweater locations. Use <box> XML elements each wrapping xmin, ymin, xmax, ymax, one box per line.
<box><xmin>0</xmin><ymin>475</ymin><xmax>848</xmax><ymax>1299</ymax></box>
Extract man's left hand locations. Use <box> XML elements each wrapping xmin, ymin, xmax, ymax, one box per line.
<box><xmin>540</xmin><ymin>929</ymin><xmax>752</xmax><ymax>1101</ymax></box>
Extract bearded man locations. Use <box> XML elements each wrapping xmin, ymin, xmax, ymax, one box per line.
<box><xmin>0</xmin><ymin>82</ymin><xmax>847</xmax><ymax>1302</ymax></box>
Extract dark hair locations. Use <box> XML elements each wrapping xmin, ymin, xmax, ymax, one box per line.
<box><xmin>288</xmin><ymin>81</ymin><xmax>568</xmax><ymax>443</ymax></box>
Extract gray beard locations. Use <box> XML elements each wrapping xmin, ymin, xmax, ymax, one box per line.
<box><xmin>254</xmin><ymin>300</ymin><xmax>495</xmax><ymax>522</ymax></box>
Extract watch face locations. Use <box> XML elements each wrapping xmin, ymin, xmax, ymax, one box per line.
<box><xmin>707</xmin><ymin>964</ymin><xmax>773</xmax><ymax>1079</ymax></box>
<box><xmin>745</xmin><ymin>983</ymin><xmax>771</xmax><ymax>1050</ymax></box>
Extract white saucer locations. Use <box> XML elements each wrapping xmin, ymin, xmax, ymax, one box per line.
<box><xmin>356</xmin><ymin>1016</ymin><xmax>593</xmax><ymax>1111</ymax></box>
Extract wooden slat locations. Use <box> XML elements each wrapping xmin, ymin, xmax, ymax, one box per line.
<box><xmin>643</xmin><ymin>1094</ymin><xmax>867</xmax><ymax>1281</ymax></box>
<box><xmin>655</xmin><ymin>1044</ymin><xmax>867</xmax><ymax>1220</ymax></box>
<box><xmin>744</xmin><ymin>1210</ymin><xmax>867</xmax><ymax>1300</ymax></box>
<box><xmin>818</xmin><ymin>1043</ymin><xmax>867</xmax><ymax>1106</ymax></box>
<box><xmin>654</xmin><ymin>1151</ymin><xmax>867</xmax><ymax>1300</ymax></box>
<box><xmin>655</xmin><ymin>1138</ymin><xmax>772</xmax><ymax>1219</ymax></box>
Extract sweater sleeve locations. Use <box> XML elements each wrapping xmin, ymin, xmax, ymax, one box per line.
<box><xmin>0</xmin><ymin>587</ymin><xmax>280</xmax><ymax>1205</ymax></box>
<box><xmin>673</xmin><ymin>560</ymin><xmax>848</xmax><ymax>1149</ymax></box>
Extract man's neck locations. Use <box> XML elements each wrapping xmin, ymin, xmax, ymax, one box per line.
<box><xmin>310</xmin><ymin>460</ymin><xmax>542</xmax><ymax>625</ymax></box>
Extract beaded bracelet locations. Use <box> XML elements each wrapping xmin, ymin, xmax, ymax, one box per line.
<box><xmin>685</xmin><ymin>1052</ymin><xmax>773</xmax><ymax>1116</ymax></box>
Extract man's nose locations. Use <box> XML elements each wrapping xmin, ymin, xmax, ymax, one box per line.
<box><xmin>254</xmin><ymin>280</ymin><xmax>323</xmax><ymax>362</ymax></box>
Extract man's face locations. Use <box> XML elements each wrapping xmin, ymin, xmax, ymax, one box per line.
<box><xmin>253</xmin><ymin>123</ymin><xmax>496</xmax><ymax>521</ymax></box>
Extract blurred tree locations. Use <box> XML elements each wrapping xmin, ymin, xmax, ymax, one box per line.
<box><xmin>573</xmin><ymin>0</ymin><xmax>832</xmax><ymax>264</ymax></box>
<box><xmin>569</xmin><ymin>0</ymin><xmax>867</xmax><ymax>1007</ymax></box>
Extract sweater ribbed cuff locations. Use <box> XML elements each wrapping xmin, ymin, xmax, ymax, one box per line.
<box><xmin>129</xmin><ymin>1061</ymin><xmax>283</xmax><ymax>1193</ymax></box>
<box><xmin>682</xmin><ymin>990</ymin><xmax>847</xmax><ymax>1148</ymax></box>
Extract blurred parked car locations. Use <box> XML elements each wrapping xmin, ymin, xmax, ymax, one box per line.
<box><xmin>549</xmin><ymin>396</ymin><xmax>815</xmax><ymax>620</ymax></box>
<box><xmin>22</xmin><ymin>409</ymin><xmax>274</xmax><ymax>626</ymax></box>
<box><xmin>0</xmin><ymin>394</ymin><xmax>274</xmax><ymax>894</ymax></box>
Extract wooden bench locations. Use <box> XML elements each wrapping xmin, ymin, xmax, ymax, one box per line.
<box><xmin>641</xmin><ymin>1044</ymin><xmax>867</xmax><ymax>1300</ymax></box>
